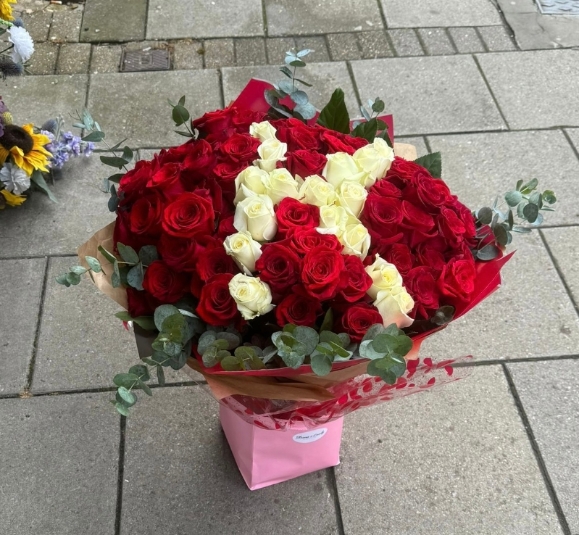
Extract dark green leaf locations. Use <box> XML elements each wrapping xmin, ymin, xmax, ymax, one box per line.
<box><xmin>81</xmin><ymin>131</ymin><xmax>105</xmax><ymax>142</ymax></box>
<box><xmin>175</xmin><ymin>130</ymin><xmax>194</xmax><ymax>137</ymax></box>
<box><xmin>30</xmin><ymin>170</ymin><xmax>57</xmax><ymax>202</ymax></box>
<box><xmin>221</xmin><ymin>355</ymin><xmax>242</xmax><ymax>371</ymax></box>
<box><xmin>121</xmin><ymin>146</ymin><xmax>134</xmax><ymax>164</ymax></box>
<box><xmin>280</xmin><ymin>66</ymin><xmax>292</xmax><ymax>78</ymax></box>
<box><xmin>100</xmin><ymin>156</ymin><xmax>127</xmax><ymax>168</ymax></box>
<box><xmin>317</xmin><ymin>88</ymin><xmax>350</xmax><ymax>134</ymax></box>
<box><xmin>129</xmin><ymin>364</ymin><xmax>150</xmax><ymax>381</ymax></box>
<box><xmin>114</xmin><ymin>311</ymin><xmax>156</xmax><ymax>330</ymax></box>
<box><xmin>138</xmin><ymin>245</ymin><xmax>158</xmax><ymax>265</ymax></box>
<box><xmin>289</xmin><ymin>59</ymin><xmax>306</xmax><ymax>67</ymax></box>
<box><xmin>476</xmin><ymin>243</ymin><xmax>500</xmax><ymax>261</ymax></box>
<box><xmin>98</xmin><ymin>245</ymin><xmax>117</xmax><ymax>264</ymax></box>
<box><xmin>172</xmin><ymin>105</ymin><xmax>190</xmax><ymax>126</ymax></box>
<box><xmin>431</xmin><ymin>305</ymin><xmax>455</xmax><ymax>326</ymax></box>
<box><xmin>154</xmin><ymin>304</ymin><xmax>181</xmax><ymax>331</ymax></box>
<box><xmin>476</xmin><ymin>207</ymin><xmax>493</xmax><ymax>225</ymax></box>
<box><xmin>55</xmin><ymin>273</ymin><xmax>71</xmax><ymax>287</ymax></box>
<box><xmin>109</xmin><ymin>139</ymin><xmax>128</xmax><ymax>152</ymax></box>
<box><xmin>138</xmin><ymin>380</ymin><xmax>152</xmax><ymax>396</ymax></box>
<box><xmin>523</xmin><ymin>203</ymin><xmax>539</xmax><ymax>223</ymax></box>
<box><xmin>117</xmin><ymin>243</ymin><xmax>139</xmax><ymax>264</ymax></box>
<box><xmin>178</xmin><ymin>95</ymin><xmax>186</xmax><ymax>106</ymax></box>
<box><xmin>542</xmin><ymin>190</ymin><xmax>556</xmax><ymax>204</ymax></box>
<box><xmin>127</xmin><ymin>264</ymin><xmax>144</xmax><ymax>290</ymax></box>
<box><xmin>156</xmin><ymin>365</ymin><xmax>165</xmax><ymax>386</ymax></box>
<box><xmin>414</xmin><ymin>152</ymin><xmax>442</xmax><ymax>178</ymax></box>
<box><xmin>85</xmin><ymin>256</ymin><xmax>102</xmax><ymax>273</ymax></box>
<box><xmin>372</xmin><ymin>98</ymin><xmax>385</xmax><ymax>113</ymax></box>
<box><xmin>293</xmin><ymin>77</ymin><xmax>313</xmax><ymax>87</ymax></box>
<box><xmin>352</xmin><ymin>118</ymin><xmax>378</xmax><ymax>142</ymax></box>
<box><xmin>66</xmin><ymin>272</ymin><xmax>82</xmax><ymax>285</ymax></box>
<box><xmin>515</xmin><ymin>179</ymin><xmax>523</xmax><ymax>191</ymax></box>
<box><xmin>520</xmin><ymin>178</ymin><xmax>538</xmax><ymax>195</ymax></box>
<box><xmin>493</xmin><ymin>224</ymin><xmax>508</xmax><ymax>246</ymax></box>
<box><xmin>113</xmin><ymin>373</ymin><xmax>140</xmax><ymax>389</ymax></box>
<box><xmin>320</xmin><ymin>309</ymin><xmax>334</xmax><ymax>333</ymax></box>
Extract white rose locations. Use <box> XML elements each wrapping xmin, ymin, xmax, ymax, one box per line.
<box><xmin>223</xmin><ymin>231</ymin><xmax>262</xmax><ymax>275</ymax></box>
<box><xmin>234</xmin><ymin>194</ymin><xmax>277</xmax><ymax>242</ymax></box>
<box><xmin>336</xmin><ymin>181</ymin><xmax>368</xmax><ymax>218</ymax></box>
<box><xmin>353</xmin><ymin>138</ymin><xmax>395</xmax><ymax>188</ymax></box>
<box><xmin>229</xmin><ymin>274</ymin><xmax>274</xmax><ymax>320</ymax></box>
<box><xmin>298</xmin><ymin>175</ymin><xmax>336</xmax><ymax>207</ymax></box>
<box><xmin>263</xmin><ymin>168</ymin><xmax>300</xmax><ymax>205</ymax></box>
<box><xmin>322</xmin><ymin>152</ymin><xmax>368</xmax><ymax>189</ymax></box>
<box><xmin>234</xmin><ymin>166</ymin><xmax>268</xmax><ymax>204</ymax></box>
<box><xmin>340</xmin><ymin>223</ymin><xmax>371</xmax><ymax>259</ymax></box>
<box><xmin>316</xmin><ymin>204</ymin><xmax>350</xmax><ymax>236</ymax></box>
<box><xmin>374</xmin><ymin>286</ymin><xmax>415</xmax><ymax>328</ymax></box>
<box><xmin>365</xmin><ymin>255</ymin><xmax>403</xmax><ymax>300</ymax></box>
<box><xmin>249</xmin><ymin>121</ymin><xmax>277</xmax><ymax>141</ymax></box>
<box><xmin>256</xmin><ymin>138</ymin><xmax>287</xmax><ymax>172</ymax></box>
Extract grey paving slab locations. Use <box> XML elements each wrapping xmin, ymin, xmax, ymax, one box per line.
<box><xmin>0</xmin><ymin>74</ymin><xmax>87</xmax><ymax>133</ymax></box>
<box><xmin>477</xmin><ymin>50</ymin><xmax>579</xmax><ymax>129</ymax></box>
<box><xmin>336</xmin><ymin>366</ymin><xmax>562</xmax><ymax>534</ymax></box>
<box><xmin>427</xmin><ymin>130</ymin><xmax>579</xmax><ymax>226</ymax></box>
<box><xmin>266</xmin><ymin>37</ymin><xmax>297</xmax><ymax>63</ymax></box>
<box><xmin>478</xmin><ymin>25</ymin><xmax>517</xmax><ymax>51</ymax></box>
<box><xmin>28</xmin><ymin>41</ymin><xmax>58</xmax><ymax>75</ymax></box>
<box><xmin>351</xmin><ymin>56</ymin><xmax>505</xmax><ymax>136</ymax></box>
<box><xmin>203</xmin><ymin>39</ymin><xmax>235</xmax><ymax>68</ymax></box>
<box><xmin>81</xmin><ymin>0</ymin><xmax>147</xmax><ymax>42</ymax></box>
<box><xmin>388</xmin><ymin>28</ymin><xmax>424</xmax><ymax>56</ymax></box>
<box><xmin>90</xmin><ymin>44</ymin><xmax>122</xmax><ymax>74</ymax></box>
<box><xmin>542</xmin><ymin>226</ymin><xmax>579</xmax><ymax>306</ymax></box>
<box><xmin>0</xmin><ymin>259</ymin><xmax>45</xmax><ymax>394</ymax></box>
<box><xmin>381</xmin><ymin>0</ymin><xmax>503</xmax><ymax>28</ymax></box>
<box><xmin>22</xmin><ymin>9</ymin><xmax>52</xmax><ymax>42</ymax></box>
<box><xmin>358</xmin><ymin>31</ymin><xmax>394</xmax><ymax>59</ymax></box>
<box><xmin>56</xmin><ymin>43</ymin><xmax>91</xmax><ymax>74</ymax></box>
<box><xmin>508</xmin><ymin>359</ymin><xmax>579</xmax><ymax>532</ymax></box>
<box><xmin>0</xmin><ymin>157</ymin><xmax>115</xmax><ymax>257</ymax></box>
<box><xmin>418</xmin><ymin>27</ymin><xmax>456</xmax><ymax>55</ymax></box>
<box><xmin>87</xmin><ymin>70</ymin><xmax>222</xmax><ymax>147</ymax></box>
<box><xmin>326</xmin><ymin>33</ymin><xmax>362</xmax><ymax>61</ymax></box>
<box><xmin>172</xmin><ymin>40</ymin><xmax>204</xmax><ymax>70</ymax></box>
<box><xmin>419</xmin><ymin>231</ymin><xmax>579</xmax><ymax>361</ymax></box>
<box><xmin>147</xmin><ymin>0</ymin><xmax>263</xmax><ymax>39</ymax></box>
<box><xmin>265</xmin><ymin>0</ymin><xmax>382</xmax><ymax>36</ymax></box>
<box><xmin>0</xmin><ymin>393</ymin><xmax>118</xmax><ymax>535</ymax></box>
<box><xmin>449</xmin><ymin>27</ymin><xmax>486</xmax><ymax>53</ymax></box>
<box><xmin>121</xmin><ymin>386</ymin><xmax>339</xmax><ymax>535</ymax></box>
<box><xmin>235</xmin><ymin>37</ymin><xmax>267</xmax><ymax>66</ymax></box>
<box><xmin>49</xmin><ymin>8</ymin><xmax>82</xmax><ymax>43</ymax></box>
<box><xmin>295</xmin><ymin>36</ymin><xmax>331</xmax><ymax>63</ymax></box>
<box><xmin>222</xmin><ymin>62</ymin><xmax>361</xmax><ymax>118</ymax></box>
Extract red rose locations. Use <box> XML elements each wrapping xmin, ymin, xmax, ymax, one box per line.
<box><xmin>415</xmin><ymin>243</ymin><xmax>446</xmax><ymax>275</ymax></box>
<box><xmin>255</xmin><ymin>243</ymin><xmax>302</xmax><ymax>296</ymax></box>
<box><xmin>196</xmin><ymin>243</ymin><xmax>238</xmax><ymax>282</ymax></box>
<box><xmin>182</xmin><ymin>139</ymin><xmax>215</xmax><ymax>176</ymax></box>
<box><xmin>216</xmin><ymin>215</ymin><xmax>236</xmax><ymax>240</ymax></box>
<box><xmin>158</xmin><ymin>234</ymin><xmax>203</xmax><ymax>272</ymax></box>
<box><xmin>275</xmin><ymin>288</ymin><xmax>322</xmax><ymax>328</ymax></box>
<box><xmin>285</xmin><ymin>149</ymin><xmax>327</xmax><ymax>179</ymax></box>
<box><xmin>162</xmin><ymin>192</ymin><xmax>215</xmax><ymax>238</ymax></box>
<box><xmin>338</xmin><ymin>303</ymin><xmax>383</xmax><ymax>342</ymax></box>
<box><xmin>196</xmin><ymin>273</ymin><xmax>239</xmax><ymax>327</ymax></box>
<box><xmin>211</xmin><ymin>160</ymin><xmax>247</xmax><ymax>183</ymax></box>
<box><xmin>219</xmin><ymin>133</ymin><xmax>260</xmax><ymax>163</ymax></box>
<box><xmin>231</xmin><ymin>108</ymin><xmax>265</xmax><ymax>129</ymax></box>
<box><xmin>114</xmin><ymin>210</ymin><xmax>149</xmax><ymax>252</ymax></box>
<box><xmin>118</xmin><ymin>159</ymin><xmax>153</xmax><ymax>203</ymax></box>
<box><xmin>438</xmin><ymin>207</ymin><xmax>467</xmax><ymax>247</ymax></box>
<box><xmin>405</xmin><ymin>266</ymin><xmax>439</xmax><ymax>319</ymax></box>
<box><xmin>400</xmin><ymin>200</ymin><xmax>435</xmax><ymax>233</ymax></box>
<box><xmin>289</xmin><ymin>227</ymin><xmax>343</xmax><ymax>256</ymax></box>
<box><xmin>143</xmin><ymin>260</ymin><xmax>188</xmax><ymax>303</ymax></box>
<box><xmin>382</xmin><ymin>243</ymin><xmax>414</xmax><ymax>275</ymax></box>
<box><xmin>283</xmin><ymin>125</ymin><xmax>321</xmax><ymax>152</ymax></box>
<box><xmin>129</xmin><ymin>191</ymin><xmax>164</xmax><ymax>236</ymax></box>
<box><xmin>301</xmin><ymin>246</ymin><xmax>347</xmax><ymax>301</ymax></box>
<box><xmin>276</xmin><ymin>198</ymin><xmax>319</xmax><ymax>238</ymax></box>
<box><xmin>361</xmin><ymin>194</ymin><xmax>403</xmax><ymax>230</ymax></box>
<box><xmin>321</xmin><ymin>130</ymin><xmax>368</xmax><ymax>155</ymax></box>
<box><xmin>438</xmin><ymin>257</ymin><xmax>476</xmax><ymax>301</ymax></box>
<box><xmin>369</xmin><ymin>179</ymin><xmax>403</xmax><ymax>198</ymax></box>
<box><xmin>126</xmin><ymin>287</ymin><xmax>160</xmax><ymax>318</ymax></box>
<box><xmin>386</xmin><ymin>157</ymin><xmax>417</xmax><ymax>183</ymax></box>
<box><xmin>147</xmin><ymin>161</ymin><xmax>181</xmax><ymax>190</ymax></box>
<box><xmin>192</xmin><ymin>107</ymin><xmax>235</xmax><ymax>141</ymax></box>
<box><xmin>337</xmin><ymin>255</ymin><xmax>373</xmax><ymax>303</ymax></box>
<box><xmin>414</xmin><ymin>173</ymin><xmax>451</xmax><ymax>209</ymax></box>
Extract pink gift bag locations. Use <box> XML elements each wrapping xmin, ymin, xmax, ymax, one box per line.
<box><xmin>219</xmin><ymin>404</ymin><xmax>344</xmax><ymax>490</ymax></box>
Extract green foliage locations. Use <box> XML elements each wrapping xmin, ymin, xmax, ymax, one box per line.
<box><xmin>110</xmin><ymin>243</ymin><xmax>158</xmax><ymax>290</ymax></box>
<box><xmin>414</xmin><ymin>152</ymin><xmax>442</xmax><ymax>178</ymax></box>
<box><xmin>55</xmin><ymin>256</ymin><xmax>104</xmax><ymax>287</ymax></box>
<box><xmin>350</xmin><ymin>98</ymin><xmax>391</xmax><ymax>145</ymax></box>
<box><xmin>317</xmin><ymin>89</ymin><xmax>350</xmax><ymax>134</ymax></box>
<box><xmin>30</xmin><ymin>170</ymin><xmax>58</xmax><ymax>203</ymax></box>
<box><xmin>168</xmin><ymin>96</ymin><xmax>195</xmax><ymax>137</ymax></box>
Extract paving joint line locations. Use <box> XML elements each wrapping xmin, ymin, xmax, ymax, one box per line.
<box><xmin>501</xmin><ymin>363</ymin><xmax>571</xmax><ymax>535</ymax></box>
<box><xmin>413</xmin><ymin>28</ymin><xmax>429</xmax><ymax>55</ymax></box>
<box><xmin>114</xmin><ymin>415</ymin><xmax>127</xmax><ymax>535</ymax></box>
<box><xmin>422</xmin><ymin>135</ymin><xmax>432</xmax><ymax>153</ymax></box>
<box><xmin>261</xmin><ymin>0</ymin><xmax>269</xmax><ymax>38</ymax></box>
<box><xmin>375</xmin><ymin>0</ymin><xmax>389</xmax><ymax>30</ymax></box>
<box><xmin>383</xmin><ymin>29</ymin><xmax>398</xmax><ymax>58</ymax></box>
<box><xmin>0</xmin><ymin>253</ymin><xmax>78</xmax><ymax>261</ymax></box>
<box><xmin>327</xmin><ymin>467</ymin><xmax>346</xmax><ymax>535</ymax></box>
<box><xmin>345</xmin><ymin>61</ymin><xmax>363</xmax><ymax>109</ymax></box>
<box><xmin>471</xmin><ymin>54</ymin><xmax>511</xmax><ymax>130</ymax></box>
<box><xmin>444</xmin><ymin>27</ymin><xmax>460</xmax><ymax>54</ymax></box>
<box><xmin>452</xmin><ymin>354</ymin><xmax>579</xmax><ymax>367</ymax></box>
<box><xmin>474</xmin><ymin>27</ymin><xmax>490</xmax><ymax>53</ymax></box>
<box><xmin>489</xmin><ymin>0</ymin><xmax>520</xmax><ymax>50</ymax></box>
<box><xmin>561</xmin><ymin>128</ymin><xmax>579</xmax><ymax>165</ymax></box>
<box><xmin>217</xmin><ymin>68</ymin><xmax>226</xmax><ymax>109</ymax></box>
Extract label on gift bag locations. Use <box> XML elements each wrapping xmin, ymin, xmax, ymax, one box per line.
<box><xmin>292</xmin><ymin>428</ymin><xmax>328</xmax><ymax>444</ymax></box>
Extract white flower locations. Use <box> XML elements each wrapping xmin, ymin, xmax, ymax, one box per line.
<box><xmin>340</xmin><ymin>223</ymin><xmax>371</xmax><ymax>259</ymax></box>
<box><xmin>297</xmin><ymin>175</ymin><xmax>336</xmax><ymax>207</ymax></box>
<box><xmin>335</xmin><ymin>181</ymin><xmax>368</xmax><ymax>218</ymax></box>
<box><xmin>229</xmin><ymin>274</ymin><xmax>274</xmax><ymax>320</ymax></box>
<box><xmin>249</xmin><ymin>121</ymin><xmax>277</xmax><ymax>142</ymax></box>
<box><xmin>353</xmin><ymin>138</ymin><xmax>395</xmax><ymax>188</ymax></box>
<box><xmin>9</xmin><ymin>27</ymin><xmax>35</xmax><ymax>64</ymax></box>
<box><xmin>256</xmin><ymin>138</ymin><xmax>287</xmax><ymax>172</ymax></box>
<box><xmin>223</xmin><ymin>231</ymin><xmax>262</xmax><ymax>275</ymax></box>
<box><xmin>374</xmin><ymin>286</ymin><xmax>414</xmax><ymax>329</ymax></box>
<box><xmin>322</xmin><ymin>152</ymin><xmax>368</xmax><ymax>189</ymax></box>
<box><xmin>316</xmin><ymin>204</ymin><xmax>350</xmax><ymax>236</ymax></box>
<box><xmin>0</xmin><ymin>163</ymin><xmax>30</xmax><ymax>195</ymax></box>
<box><xmin>234</xmin><ymin>194</ymin><xmax>277</xmax><ymax>242</ymax></box>
<box><xmin>365</xmin><ymin>255</ymin><xmax>404</xmax><ymax>301</ymax></box>
<box><xmin>263</xmin><ymin>168</ymin><xmax>299</xmax><ymax>205</ymax></box>
<box><xmin>234</xmin><ymin>166</ymin><xmax>268</xmax><ymax>204</ymax></box>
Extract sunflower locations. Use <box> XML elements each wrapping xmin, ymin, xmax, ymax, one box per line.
<box><xmin>0</xmin><ymin>124</ymin><xmax>52</xmax><ymax>175</ymax></box>
<box><xmin>0</xmin><ymin>187</ymin><xmax>26</xmax><ymax>207</ymax></box>
<box><xmin>0</xmin><ymin>0</ymin><xmax>16</xmax><ymax>21</ymax></box>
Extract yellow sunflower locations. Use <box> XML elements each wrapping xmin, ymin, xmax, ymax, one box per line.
<box><xmin>0</xmin><ymin>188</ymin><xmax>26</xmax><ymax>207</ymax></box>
<box><xmin>0</xmin><ymin>124</ymin><xmax>52</xmax><ymax>175</ymax></box>
<box><xmin>0</xmin><ymin>0</ymin><xmax>16</xmax><ymax>21</ymax></box>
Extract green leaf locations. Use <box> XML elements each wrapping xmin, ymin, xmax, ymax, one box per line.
<box><xmin>317</xmin><ymin>88</ymin><xmax>350</xmax><ymax>134</ymax></box>
<box><xmin>115</xmin><ymin>391</ymin><xmax>136</xmax><ymax>408</ymax></box>
<box><xmin>517</xmin><ymin>201</ymin><xmax>528</xmax><ymax>219</ymax></box>
<box><xmin>280</xmin><ymin>66</ymin><xmax>292</xmax><ymax>78</ymax></box>
<box><xmin>505</xmin><ymin>190</ymin><xmax>522</xmax><ymax>207</ymax></box>
<box><xmin>352</xmin><ymin>118</ymin><xmax>378</xmax><ymax>142</ymax></box>
<box><xmin>55</xmin><ymin>273</ymin><xmax>71</xmax><ymax>287</ymax></box>
<box><xmin>542</xmin><ymin>190</ymin><xmax>556</xmax><ymax>204</ymax></box>
<box><xmin>431</xmin><ymin>305</ymin><xmax>455</xmax><ymax>326</ymax></box>
<box><xmin>114</xmin><ymin>311</ymin><xmax>156</xmax><ymax>330</ymax></box>
<box><xmin>296</xmin><ymin>49</ymin><xmax>312</xmax><ymax>57</ymax></box>
<box><xmin>293</xmin><ymin>77</ymin><xmax>313</xmax><ymax>87</ymax></box>
<box><xmin>520</xmin><ymin>178</ymin><xmax>538</xmax><ymax>194</ymax></box>
<box><xmin>367</xmin><ymin>360</ymin><xmax>397</xmax><ymax>384</ymax></box>
<box><xmin>289</xmin><ymin>59</ymin><xmax>306</xmax><ymax>67</ymax></box>
<box><xmin>113</xmin><ymin>373</ymin><xmax>140</xmax><ymax>389</ymax></box>
<box><xmin>81</xmin><ymin>131</ymin><xmax>105</xmax><ymax>142</ymax></box>
<box><xmin>280</xmin><ymin>351</ymin><xmax>306</xmax><ymax>369</ymax></box>
<box><xmin>117</xmin><ymin>243</ymin><xmax>139</xmax><ymax>264</ymax></box>
<box><xmin>114</xmin><ymin>402</ymin><xmax>130</xmax><ymax>416</ymax></box>
<box><xmin>372</xmin><ymin>98</ymin><xmax>385</xmax><ymax>113</ymax></box>
<box><xmin>129</xmin><ymin>364</ymin><xmax>150</xmax><ymax>381</ymax></box>
<box><xmin>100</xmin><ymin>155</ymin><xmax>127</xmax><ymax>168</ymax></box>
<box><xmin>118</xmin><ymin>386</ymin><xmax>136</xmax><ymax>405</ymax></box>
<box><xmin>290</xmin><ymin>90</ymin><xmax>309</xmax><ymax>106</ymax></box>
<box><xmin>202</xmin><ymin>346</ymin><xmax>220</xmax><ymax>367</ymax></box>
<box><xmin>476</xmin><ymin>207</ymin><xmax>493</xmax><ymax>225</ymax></box>
<box><xmin>172</xmin><ymin>104</ymin><xmax>190</xmax><ymax>126</ymax></box>
<box><xmin>156</xmin><ymin>365</ymin><xmax>165</xmax><ymax>386</ymax></box>
<box><xmin>138</xmin><ymin>380</ymin><xmax>152</xmax><ymax>396</ymax></box>
<box><xmin>358</xmin><ymin>340</ymin><xmax>384</xmax><ymax>360</ymax></box>
<box><xmin>98</xmin><ymin>245</ymin><xmax>117</xmax><ymax>264</ymax></box>
<box><xmin>278</xmin><ymin>79</ymin><xmax>294</xmax><ymax>94</ymax></box>
<box><xmin>197</xmin><ymin>331</ymin><xmax>216</xmax><ymax>355</ymax></box>
<box><xmin>320</xmin><ymin>309</ymin><xmax>334</xmax><ymax>333</ymax></box>
<box><xmin>221</xmin><ymin>355</ymin><xmax>242</xmax><ymax>371</ymax></box>
<box><xmin>476</xmin><ymin>243</ymin><xmax>499</xmax><ymax>261</ymax></box>
<box><xmin>493</xmin><ymin>224</ymin><xmax>508</xmax><ymax>246</ymax></box>
<box><xmin>515</xmin><ymin>179</ymin><xmax>524</xmax><ymax>191</ymax></box>
<box><xmin>121</xmin><ymin>146</ymin><xmax>134</xmax><ymax>164</ymax></box>
<box><xmin>414</xmin><ymin>152</ymin><xmax>442</xmax><ymax>179</ymax></box>
<box><xmin>30</xmin><ymin>170</ymin><xmax>57</xmax><ymax>202</ymax></box>
<box><xmin>178</xmin><ymin>95</ymin><xmax>186</xmax><ymax>106</ymax></box>
<box><xmin>523</xmin><ymin>203</ymin><xmax>539</xmax><ymax>224</ymax></box>
<box><xmin>70</xmin><ymin>265</ymin><xmax>88</xmax><ymax>275</ymax></box>
<box><xmin>362</xmin><ymin>324</ymin><xmax>385</xmax><ymax>342</ymax></box>
<box><xmin>66</xmin><ymin>272</ymin><xmax>82</xmax><ymax>285</ymax></box>
<box><xmin>320</xmin><ymin>331</ymin><xmax>342</xmax><ymax>346</ymax></box>
<box><xmin>175</xmin><ymin>130</ymin><xmax>194</xmax><ymax>137</ymax></box>
<box><xmin>127</xmin><ymin>264</ymin><xmax>144</xmax><ymax>290</ymax></box>
<box><xmin>85</xmin><ymin>256</ymin><xmax>102</xmax><ymax>273</ymax></box>
<box><xmin>293</xmin><ymin>326</ymin><xmax>319</xmax><ymax>355</ymax></box>
<box><xmin>154</xmin><ymin>304</ymin><xmax>181</xmax><ymax>331</ymax></box>
<box><xmin>311</xmin><ymin>352</ymin><xmax>333</xmax><ymax>376</ymax></box>
<box><xmin>294</xmin><ymin>102</ymin><xmax>316</xmax><ymax>120</ymax></box>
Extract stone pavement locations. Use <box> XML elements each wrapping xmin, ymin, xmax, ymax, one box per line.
<box><xmin>1</xmin><ymin>0</ymin><xmax>579</xmax><ymax>534</ymax></box>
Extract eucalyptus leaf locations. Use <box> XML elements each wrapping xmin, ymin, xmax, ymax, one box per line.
<box><xmin>129</xmin><ymin>364</ymin><xmax>150</xmax><ymax>381</ymax></box>
<box><xmin>154</xmin><ymin>304</ymin><xmax>181</xmax><ymax>331</ymax></box>
<box><xmin>505</xmin><ymin>191</ymin><xmax>522</xmax><ymax>207</ymax></box>
<box><xmin>476</xmin><ymin>243</ymin><xmax>500</xmax><ymax>261</ymax></box>
<box><xmin>523</xmin><ymin>203</ymin><xmax>539</xmax><ymax>223</ymax></box>
<box><xmin>117</xmin><ymin>243</ymin><xmax>139</xmax><ymax>264</ymax></box>
<box><xmin>127</xmin><ymin>264</ymin><xmax>144</xmax><ymax>290</ymax></box>
<box><xmin>85</xmin><ymin>256</ymin><xmax>102</xmax><ymax>273</ymax></box>
<box><xmin>311</xmin><ymin>352</ymin><xmax>333</xmax><ymax>376</ymax></box>
<box><xmin>156</xmin><ymin>365</ymin><xmax>165</xmax><ymax>386</ymax></box>
<box><xmin>118</xmin><ymin>386</ymin><xmax>136</xmax><ymax>405</ymax></box>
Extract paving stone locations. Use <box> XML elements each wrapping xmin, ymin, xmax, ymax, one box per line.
<box><xmin>265</xmin><ymin>37</ymin><xmax>296</xmax><ymax>64</ymax></box>
<box><xmin>418</xmin><ymin>28</ymin><xmax>456</xmax><ymax>55</ymax></box>
<box><xmin>235</xmin><ymin>37</ymin><xmax>267</xmax><ymax>66</ymax></box>
<box><xmin>336</xmin><ymin>366</ymin><xmax>562</xmax><ymax>534</ymax></box>
<box><xmin>351</xmin><ymin>56</ymin><xmax>505</xmax><ymax>135</ymax></box>
<box><xmin>419</xmin><ymin>231</ymin><xmax>579</xmax><ymax>362</ymax></box>
<box><xmin>122</xmin><ymin>40</ymin><xmax>168</xmax><ymax>52</ymax></box>
<box><xmin>147</xmin><ymin>0</ymin><xmax>263</xmax><ymax>39</ymax></box>
<box><xmin>90</xmin><ymin>44</ymin><xmax>122</xmax><ymax>74</ymax></box>
<box><xmin>56</xmin><ymin>42</ymin><xmax>91</xmax><ymax>74</ymax></box>
<box><xmin>0</xmin><ymin>393</ymin><xmax>118</xmax><ymax>534</ymax></box>
<box><xmin>121</xmin><ymin>386</ymin><xmax>339</xmax><ymax>534</ymax></box>
<box><xmin>542</xmin><ymin>226</ymin><xmax>579</xmax><ymax>306</ymax></box>
<box><xmin>222</xmin><ymin>62</ymin><xmax>360</xmax><ymax>118</ymax></box>
<box><xmin>81</xmin><ymin>0</ymin><xmax>147</xmax><ymax>42</ymax></box>
<box><xmin>87</xmin><ymin>70</ymin><xmax>221</xmax><ymax>147</ymax></box>
<box><xmin>49</xmin><ymin>7</ymin><xmax>82</xmax><ymax>43</ymax></box>
<box><xmin>294</xmin><ymin>36</ymin><xmax>330</xmax><ymax>63</ymax></box>
<box><xmin>508</xmin><ymin>359</ymin><xmax>579</xmax><ymax>533</ymax></box>
<box><xmin>265</xmin><ymin>0</ymin><xmax>383</xmax><ymax>36</ymax></box>
<box><xmin>172</xmin><ymin>39</ymin><xmax>204</xmax><ymax>70</ymax></box>
<box><xmin>477</xmin><ymin>50</ymin><xmax>579</xmax><ymax>130</ymax></box>
<box><xmin>382</xmin><ymin>0</ymin><xmax>503</xmax><ymax>28</ymax></box>
<box><xmin>27</xmin><ymin>41</ymin><xmax>58</xmax><ymax>75</ymax></box>
<box><xmin>357</xmin><ymin>31</ymin><xmax>394</xmax><ymax>59</ymax></box>
<box><xmin>326</xmin><ymin>33</ymin><xmax>361</xmax><ymax>61</ymax></box>
<box><xmin>0</xmin><ymin>259</ymin><xmax>45</xmax><ymax>394</ymax></box>
<box><xmin>388</xmin><ymin>28</ymin><xmax>424</xmax><ymax>56</ymax></box>
<box><xmin>478</xmin><ymin>25</ymin><xmax>517</xmax><ymax>51</ymax></box>
<box><xmin>449</xmin><ymin>27</ymin><xmax>485</xmax><ymax>53</ymax></box>
<box><xmin>203</xmin><ymin>39</ymin><xmax>235</xmax><ymax>68</ymax></box>
<box><xmin>21</xmin><ymin>9</ymin><xmax>52</xmax><ymax>42</ymax></box>
<box><xmin>427</xmin><ymin>130</ymin><xmax>579</xmax><ymax>227</ymax></box>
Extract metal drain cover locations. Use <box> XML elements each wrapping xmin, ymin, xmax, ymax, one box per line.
<box><xmin>121</xmin><ymin>49</ymin><xmax>171</xmax><ymax>72</ymax></box>
<box><xmin>535</xmin><ymin>0</ymin><xmax>579</xmax><ymax>14</ymax></box>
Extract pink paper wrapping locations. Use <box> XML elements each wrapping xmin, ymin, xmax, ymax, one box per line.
<box><xmin>219</xmin><ymin>403</ymin><xmax>343</xmax><ymax>490</ymax></box>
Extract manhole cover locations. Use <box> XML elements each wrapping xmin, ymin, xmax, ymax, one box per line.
<box><xmin>535</xmin><ymin>0</ymin><xmax>579</xmax><ymax>14</ymax></box>
<box><xmin>121</xmin><ymin>49</ymin><xmax>171</xmax><ymax>72</ymax></box>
